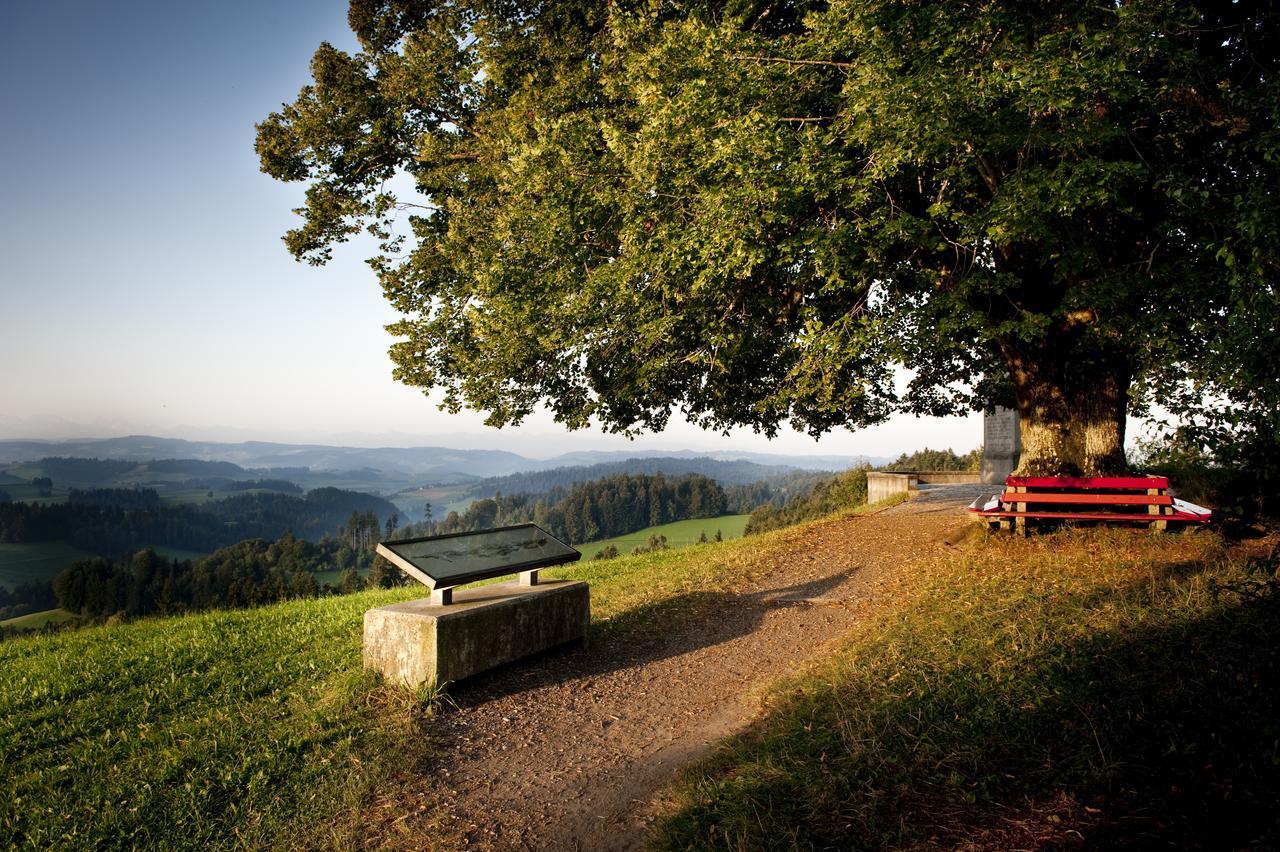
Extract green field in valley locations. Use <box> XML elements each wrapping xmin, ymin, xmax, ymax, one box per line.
<box><xmin>389</xmin><ymin>483</ymin><xmax>476</xmax><ymax>522</ymax></box>
<box><xmin>313</xmin><ymin>566</ymin><xmax>364</xmax><ymax>588</ymax></box>
<box><xmin>0</xmin><ymin>483</ymin><xmax>69</xmax><ymax>504</ymax></box>
<box><xmin>0</xmin><ymin>542</ymin><xmax>96</xmax><ymax>589</ymax></box>
<box><xmin>0</xmin><ymin>542</ymin><xmax>209</xmax><ymax>591</ymax></box>
<box><xmin>580</xmin><ymin>514</ymin><xmax>750</xmax><ymax>557</ymax></box>
<box><xmin>0</xmin><ymin>608</ymin><xmax>79</xmax><ymax>631</ymax></box>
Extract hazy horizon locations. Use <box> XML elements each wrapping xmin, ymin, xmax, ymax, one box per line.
<box><xmin>0</xmin><ymin>414</ymin><xmax>981</xmax><ymax>461</ymax></box>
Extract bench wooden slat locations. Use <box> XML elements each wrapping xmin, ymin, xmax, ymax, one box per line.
<box><xmin>999</xmin><ymin>492</ymin><xmax>1173</xmax><ymax>506</ymax></box>
<box><xmin>1004</xmin><ymin>475</ymin><xmax>1169</xmax><ymax>490</ymax></box>
<box><xmin>979</xmin><ymin>509</ymin><xmax>1209</xmax><ymax>523</ymax></box>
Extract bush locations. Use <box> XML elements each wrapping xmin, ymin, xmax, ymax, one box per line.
<box><xmin>630</xmin><ymin>535</ymin><xmax>669</xmax><ymax>556</ymax></box>
<box><xmin>1136</xmin><ymin>435</ymin><xmax>1276</xmax><ymax>523</ymax></box>
<box><xmin>745</xmin><ymin>467</ymin><xmax>870</xmax><ymax>536</ymax></box>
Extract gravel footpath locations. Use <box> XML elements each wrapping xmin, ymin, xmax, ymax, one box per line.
<box><xmin>371</xmin><ymin>486</ymin><xmax>985</xmax><ymax>850</ymax></box>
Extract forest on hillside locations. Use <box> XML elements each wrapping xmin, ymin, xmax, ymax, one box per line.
<box><xmin>466</xmin><ymin>457</ymin><xmax>818</xmax><ymax>498</ymax></box>
<box><xmin>0</xmin><ymin>487</ymin><xmax>399</xmax><ymax>554</ymax></box>
<box><xmin>423</xmin><ymin>473</ymin><xmax>728</xmax><ymax>545</ymax></box>
<box><xmin>46</xmin><ymin>532</ymin><xmax>402</xmax><ymax>621</ymax></box>
<box><xmin>3</xmin><ymin>512</ymin><xmax>410</xmax><ymax>631</ymax></box>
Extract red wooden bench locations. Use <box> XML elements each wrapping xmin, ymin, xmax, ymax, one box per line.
<box><xmin>968</xmin><ymin>475</ymin><xmax>1212</xmax><ymax>533</ymax></box>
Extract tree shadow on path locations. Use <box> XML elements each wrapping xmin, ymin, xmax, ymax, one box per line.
<box><xmin>443</xmin><ymin>566</ymin><xmax>861</xmax><ymax>710</ymax></box>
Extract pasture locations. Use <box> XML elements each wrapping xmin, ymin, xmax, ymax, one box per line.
<box><xmin>0</xmin><ymin>542</ymin><xmax>208</xmax><ymax>591</ymax></box>
<box><xmin>0</xmin><ymin>608</ymin><xmax>78</xmax><ymax>631</ymax></box>
<box><xmin>0</xmin><ymin>542</ymin><xmax>95</xmax><ymax>589</ymax></box>
<box><xmin>582</xmin><ymin>513</ymin><xmax>750</xmax><ymax>557</ymax></box>
<box><xmin>389</xmin><ymin>483</ymin><xmax>476</xmax><ymax>522</ymax></box>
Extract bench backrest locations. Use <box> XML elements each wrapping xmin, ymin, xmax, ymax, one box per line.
<box><xmin>1005</xmin><ymin>475</ymin><xmax>1168</xmax><ymax>492</ymax></box>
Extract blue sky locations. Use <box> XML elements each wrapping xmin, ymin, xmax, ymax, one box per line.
<box><xmin>0</xmin><ymin>0</ymin><xmax>980</xmax><ymax>458</ymax></box>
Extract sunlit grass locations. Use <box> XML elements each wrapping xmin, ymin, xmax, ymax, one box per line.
<box><xmin>655</xmin><ymin>528</ymin><xmax>1280</xmax><ymax>849</ymax></box>
<box><xmin>0</xmin><ymin>520</ymin><xmax>809</xmax><ymax>849</ymax></box>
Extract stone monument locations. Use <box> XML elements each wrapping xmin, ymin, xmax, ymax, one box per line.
<box><xmin>363</xmin><ymin>524</ymin><xmax>589</xmax><ymax>687</ymax></box>
<box><xmin>982</xmin><ymin>407</ymin><xmax>1021</xmax><ymax>484</ymax></box>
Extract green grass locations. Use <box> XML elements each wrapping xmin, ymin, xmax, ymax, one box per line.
<box><xmin>0</xmin><ymin>608</ymin><xmax>79</xmax><ymax>630</ymax></box>
<box><xmin>314</xmin><ymin>566</ymin><xmax>365</xmax><ymax>588</ymax></box>
<box><xmin>13</xmin><ymin>506</ymin><xmax>1265</xmax><ymax>849</ymax></box>
<box><xmin>582</xmin><ymin>514</ymin><xmax>750</xmax><ymax>557</ymax></box>
<box><xmin>655</xmin><ymin>529</ymin><xmax>1280</xmax><ymax>849</ymax></box>
<box><xmin>0</xmin><ymin>541</ymin><xmax>95</xmax><ymax>589</ymax></box>
<box><xmin>0</xmin><ymin>482</ymin><xmax>68</xmax><ymax>504</ymax></box>
<box><xmin>0</xmin><ymin>526</ymin><xmax>794</xmax><ymax>849</ymax></box>
<box><xmin>155</xmin><ymin>487</ymin><xmax>301</xmax><ymax>506</ymax></box>
<box><xmin>0</xmin><ymin>587</ymin><xmax>427</xmax><ymax>849</ymax></box>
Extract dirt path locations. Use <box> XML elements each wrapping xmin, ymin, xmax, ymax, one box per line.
<box><xmin>397</xmin><ymin>486</ymin><xmax>985</xmax><ymax>851</ymax></box>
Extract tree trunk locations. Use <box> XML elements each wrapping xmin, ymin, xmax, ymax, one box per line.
<box><xmin>999</xmin><ymin>335</ymin><xmax>1131</xmax><ymax>476</ymax></box>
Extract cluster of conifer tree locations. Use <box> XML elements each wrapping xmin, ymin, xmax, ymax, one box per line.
<box><xmin>0</xmin><ymin>580</ymin><xmax>57</xmax><ymax>622</ymax></box>
<box><xmin>880</xmin><ymin>447</ymin><xmax>982</xmax><ymax>472</ymax></box>
<box><xmin>424</xmin><ymin>473</ymin><xmax>728</xmax><ymax>544</ymax></box>
<box><xmin>0</xmin><ymin>487</ymin><xmax>397</xmax><ymax>554</ymax></box>
<box><xmin>67</xmin><ymin>488</ymin><xmax>162</xmax><ymax>510</ymax></box>
<box><xmin>48</xmin><ymin>532</ymin><xmax>406</xmax><ymax>620</ymax></box>
<box><xmin>466</xmin><ymin>457</ymin><xmax>824</xmax><ymax>498</ymax></box>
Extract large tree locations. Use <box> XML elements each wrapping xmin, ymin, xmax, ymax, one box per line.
<box><xmin>257</xmin><ymin>0</ymin><xmax>1280</xmax><ymax>475</ymax></box>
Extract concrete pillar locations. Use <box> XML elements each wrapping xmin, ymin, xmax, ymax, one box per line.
<box><xmin>364</xmin><ymin>578</ymin><xmax>589</xmax><ymax>687</ymax></box>
<box><xmin>982</xmin><ymin>407</ymin><xmax>1021</xmax><ymax>484</ymax></box>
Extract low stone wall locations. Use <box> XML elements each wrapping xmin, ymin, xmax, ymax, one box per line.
<box><xmin>867</xmin><ymin>472</ymin><xmax>916</xmax><ymax>504</ymax></box>
<box><xmin>866</xmin><ymin>470</ymin><xmax>983</xmax><ymax>504</ymax></box>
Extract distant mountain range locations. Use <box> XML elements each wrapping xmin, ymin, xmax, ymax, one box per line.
<box><xmin>464</xmin><ymin>457</ymin><xmax>830</xmax><ymax>500</ymax></box>
<box><xmin>0</xmin><ymin>436</ymin><xmax>884</xmax><ymax>481</ymax></box>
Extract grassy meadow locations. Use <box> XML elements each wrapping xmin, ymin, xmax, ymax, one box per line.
<box><xmin>0</xmin><ymin>541</ymin><xmax>96</xmax><ymax>588</ymax></box>
<box><xmin>0</xmin><ymin>531</ymin><xmax>785</xmax><ymax>849</ymax></box>
<box><xmin>0</xmin><ymin>542</ymin><xmax>208</xmax><ymax>594</ymax></box>
<box><xmin>0</xmin><ymin>481</ymin><xmax>69</xmax><ymax>504</ymax></box>
<box><xmin>1</xmin><ymin>587</ymin><xmax>426</xmax><ymax>849</ymax></box>
<box><xmin>654</xmin><ymin>528</ymin><xmax>1280</xmax><ymax>849</ymax></box>
<box><xmin>582</xmin><ymin>514</ymin><xmax>751</xmax><ymax>557</ymax></box>
<box><xmin>388</xmin><ymin>482</ymin><xmax>476</xmax><ymax>521</ymax></box>
<box><xmin>0</xmin><ymin>608</ymin><xmax>78</xmax><ymax>631</ymax></box>
<box><xmin>4</xmin><ymin>503</ymin><xmax>1275</xmax><ymax>849</ymax></box>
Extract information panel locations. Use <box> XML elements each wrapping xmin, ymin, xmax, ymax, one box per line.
<box><xmin>375</xmin><ymin>523</ymin><xmax>580</xmax><ymax>590</ymax></box>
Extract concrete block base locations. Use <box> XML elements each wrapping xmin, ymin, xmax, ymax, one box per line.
<box><xmin>363</xmin><ymin>578</ymin><xmax>589</xmax><ymax>687</ymax></box>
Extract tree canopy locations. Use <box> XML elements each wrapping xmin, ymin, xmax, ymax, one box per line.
<box><xmin>257</xmin><ymin>0</ymin><xmax>1280</xmax><ymax>474</ymax></box>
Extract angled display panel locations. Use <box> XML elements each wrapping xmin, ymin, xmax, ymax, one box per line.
<box><xmin>375</xmin><ymin>523</ymin><xmax>580</xmax><ymax>590</ymax></box>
